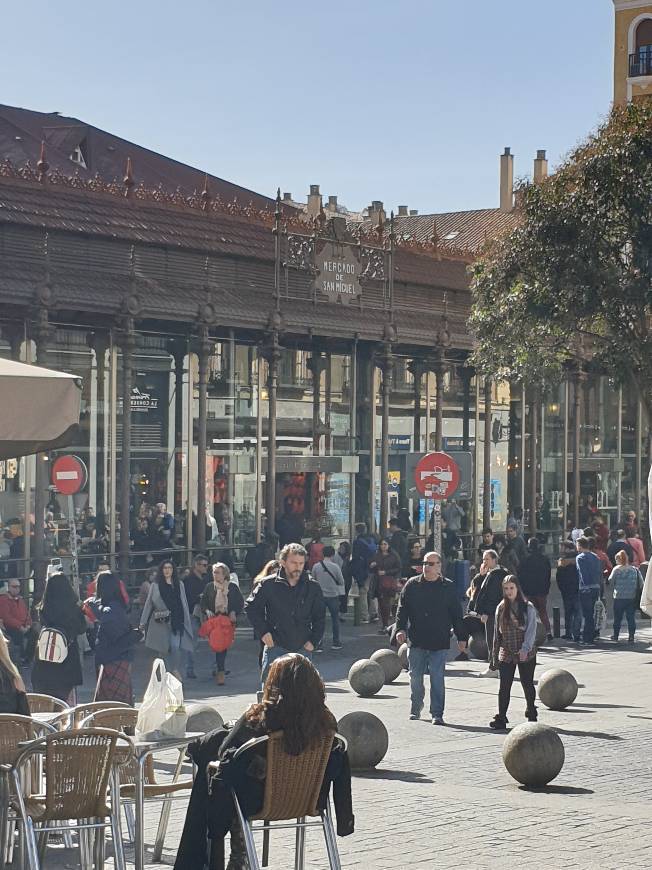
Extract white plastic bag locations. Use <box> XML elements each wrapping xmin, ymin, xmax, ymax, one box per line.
<box><xmin>136</xmin><ymin>658</ymin><xmax>188</xmax><ymax>737</ymax></box>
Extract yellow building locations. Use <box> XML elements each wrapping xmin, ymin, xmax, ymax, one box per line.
<box><xmin>614</xmin><ymin>0</ymin><xmax>652</xmax><ymax>104</ymax></box>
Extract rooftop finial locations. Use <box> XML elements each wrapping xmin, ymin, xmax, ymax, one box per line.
<box><xmin>37</xmin><ymin>141</ymin><xmax>49</xmax><ymax>182</ymax></box>
<box><xmin>201</xmin><ymin>173</ymin><xmax>211</xmax><ymax>211</ymax></box>
<box><xmin>123</xmin><ymin>157</ymin><xmax>135</xmax><ymax>198</ymax></box>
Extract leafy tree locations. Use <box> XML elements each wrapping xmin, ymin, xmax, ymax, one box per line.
<box><xmin>469</xmin><ymin>102</ymin><xmax>652</xmax><ymax>439</ymax></box>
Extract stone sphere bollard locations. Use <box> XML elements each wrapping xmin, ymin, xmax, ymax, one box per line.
<box><xmin>185</xmin><ymin>704</ymin><xmax>224</xmax><ymax>734</ymax></box>
<box><xmin>398</xmin><ymin>642</ymin><xmax>409</xmax><ymax>670</ymax></box>
<box><xmin>469</xmin><ymin>633</ymin><xmax>489</xmax><ymax>661</ymax></box>
<box><xmin>370</xmin><ymin>648</ymin><xmax>403</xmax><ymax>684</ymax></box>
<box><xmin>348</xmin><ymin>659</ymin><xmax>385</xmax><ymax>697</ymax></box>
<box><xmin>337</xmin><ymin>711</ymin><xmax>389</xmax><ymax>770</ymax></box>
<box><xmin>537</xmin><ymin>668</ymin><xmax>578</xmax><ymax>710</ymax></box>
<box><xmin>502</xmin><ymin>722</ymin><xmax>565</xmax><ymax>787</ymax></box>
<box><xmin>535</xmin><ymin>620</ymin><xmax>547</xmax><ymax>647</ymax></box>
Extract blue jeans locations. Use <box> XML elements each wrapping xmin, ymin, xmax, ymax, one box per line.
<box><xmin>165</xmin><ymin>631</ymin><xmax>183</xmax><ymax>675</ymax></box>
<box><xmin>562</xmin><ymin>594</ymin><xmax>582</xmax><ymax>640</ymax></box>
<box><xmin>580</xmin><ymin>588</ymin><xmax>599</xmax><ymax>643</ymax></box>
<box><xmin>185</xmin><ymin>615</ymin><xmax>201</xmax><ymax>674</ymax></box>
<box><xmin>324</xmin><ymin>597</ymin><xmax>341</xmax><ymax>646</ymax></box>
<box><xmin>407</xmin><ymin>646</ymin><xmax>448</xmax><ymax>718</ymax></box>
<box><xmin>612</xmin><ymin>598</ymin><xmax>636</xmax><ymax>639</ymax></box>
<box><xmin>260</xmin><ymin>646</ymin><xmax>313</xmax><ymax>687</ymax></box>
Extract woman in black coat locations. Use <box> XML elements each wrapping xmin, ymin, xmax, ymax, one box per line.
<box><xmin>174</xmin><ymin>655</ymin><xmax>353</xmax><ymax>870</ymax></box>
<box><xmin>31</xmin><ymin>572</ymin><xmax>86</xmax><ymax>703</ymax></box>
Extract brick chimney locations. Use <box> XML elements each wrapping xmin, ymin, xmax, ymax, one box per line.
<box><xmin>409</xmin><ymin>209</ymin><xmax>418</xmax><ymax>216</ymax></box>
<box><xmin>533</xmin><ymin>149</ymin><xmax>548</xmax><ymax>185</ymax></box>
<box><xmin>500</xmin><ymin>147</ymin><xmax>514</xmax><ymax>213</ymax></box>
<box><xmin>397</xmin><ymin>205</ymin><xmax>408</xmax><ymax>216</ymax></box>
<box><xmin>327</xmin><ymin>195</ymin><xmax>338</xmax><ymax>213</ymax></box>
<box><xmin>282</xmin><ymin>192</ymin><xmax>292</xmax><ymax>202</ymax></box>
<box><xmin>368</xmin><ymin>200</ymin><xmax>386</xmax><ymax>224</ymax></box>
<box><xmin>306</xmin><ymin>184</ymin><xmax>322</xmax><ymax>217</ymax></box>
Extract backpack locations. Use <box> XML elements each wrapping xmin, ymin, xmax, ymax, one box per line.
<box><xmin>37</xmin><ymin>627</ymin><xmax>69</xmax><ymax>663</ymax></box>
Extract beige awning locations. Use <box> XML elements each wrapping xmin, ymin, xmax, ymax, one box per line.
<box><xmin>0</xmin><ymin>358</ymin><xmax>82</xmax><ymax>460</ymax></box>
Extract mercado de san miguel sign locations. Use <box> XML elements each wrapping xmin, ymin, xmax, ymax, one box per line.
<box><xmin>313</xmin><ymin>241</ymin><xmax>361</xmax><ymax>304</ymax></box>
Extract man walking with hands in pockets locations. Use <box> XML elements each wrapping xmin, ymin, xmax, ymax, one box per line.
<box><xmin>393</xmin><ymin>551</ymin><xmax>464</xmax><ymax>725</ymax></box>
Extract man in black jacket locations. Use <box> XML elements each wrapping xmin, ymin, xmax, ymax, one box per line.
<box><xmin>393</xmin><ymin>551</ymin><xmax>464</xmax><ymax>725</ymax></box>
<box><xmin>245</xmin><ymin>542</ymin><xmax>325</xmax><ymax>683</ymax></box>
<box><xmin>473</xmin><ymin>549</ymin><xmax>508</xmax><ymax>677</ymax></box>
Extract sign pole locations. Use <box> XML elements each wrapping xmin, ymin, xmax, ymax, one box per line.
<box><xmin>432</xmin><ymin>499</ymin><xmax>442</xmax><ymax>556</ymax></box>
<box><xmin>68</xmin><ymin>494</ymin><xmax>80</xmax><ymax>595</ymax></box>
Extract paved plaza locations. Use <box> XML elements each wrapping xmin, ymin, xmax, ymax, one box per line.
<box><xmin>38</xmin><ymin>588</ymin><xmax>652</xmax><ymax>870</ymax></box>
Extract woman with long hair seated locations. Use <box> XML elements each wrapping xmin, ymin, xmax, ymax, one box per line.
<box><xmin>174</xmin><ymin>654</ymin><xmax>353</xmax><ymax>870</ymax></box>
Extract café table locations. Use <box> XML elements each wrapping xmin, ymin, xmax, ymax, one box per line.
<box><xmin>130</xmin><ymin>731</ymin><xmax>201</xmax><ymax>870</ymax></box>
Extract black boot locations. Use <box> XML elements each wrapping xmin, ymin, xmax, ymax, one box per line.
<box><xmin>489</xmin><ymin>714</ymin><xmax>508</xmax><ymax>730</ymax></box>
<box><xmin>526</xmin><ymin>706</ymin><xmax>538</xmax><ymax>722</ymax></box>
<box><xmin>225</xmin><ymin>824</ymin><xmax>250</xmax><ymax>870</ymax></box>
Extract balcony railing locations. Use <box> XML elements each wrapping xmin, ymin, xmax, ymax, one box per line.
<box><xmin>629</xmin><ymin>50</ymin><xmax>652</xmax><ymax>77</ymax></box>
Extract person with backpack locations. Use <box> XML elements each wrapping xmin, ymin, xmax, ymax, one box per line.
<box><xmin>31</xmin><ymin>572</ymin><xmax>87</xmax><ymax>703</ymax></box>
<box><xmin>312</xmin><ymin>546</ymin><xmax>346</xmax><ymax>650</ymax></box>
<box><xmin>200</xmin><ymin>562</ymin><xmax>244</xmax><ymax>685</ymax></box>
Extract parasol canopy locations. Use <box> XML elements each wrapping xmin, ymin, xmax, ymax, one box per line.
<box><xmin>0</xmin><ymin>358</ymin><xmax>82</xmax><ymax>460</ymax></box>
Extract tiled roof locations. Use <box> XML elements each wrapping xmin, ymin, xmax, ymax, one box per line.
<box><xmin>357</xmin><ymin>207</ymin><xmax>519</xmax><ymax>255</ymax></box>
<box><xmin>0</xmin><ymin>103</ymin><xmax>285</xmax><ymax>211</ymax></box>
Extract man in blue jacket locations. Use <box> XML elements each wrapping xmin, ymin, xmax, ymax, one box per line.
<box><xmin>576</xmin><ymin>536</ymin><xmax>602</xmax><ymax>644</ymax></box>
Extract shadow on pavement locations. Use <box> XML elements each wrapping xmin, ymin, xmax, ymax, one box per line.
<box><xmin>519</xmin><ymin>784</ymin><xmax>594</xmax><ymax>795</ymax></box>
<box><xmin>552</xmin><ymin>727</ymin><xmax>623</xmax><ymax>741</ymax></box>
<box><xmin>354</xmin><ymin>769</ymin><xmax>434</xmax><ymax>784</ymax></box>
<box><xmin>444</xmin><ymin>722</ymin><xmax>496</xmax><ymax>734</ymax></box>
<box><xmin>571</xmin><ymin>702</ymin><xmax>639</xmax><ymax>709</ymax></box>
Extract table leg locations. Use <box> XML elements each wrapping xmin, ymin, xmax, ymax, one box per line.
<box><xmin>134</xmin><ymin>756</ymin><xmax>147</xmax><ymax>870</ymax></box>
<box><xmin>152</xmin><ymin>748</ymin><xmax>184</xmax><ymax>861</ymax></box>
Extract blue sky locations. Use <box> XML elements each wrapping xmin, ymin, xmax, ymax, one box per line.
<box><xmin>1</xmin><ymin>0</ymin><xmax>614</xmax><ymax>213</ymax></box>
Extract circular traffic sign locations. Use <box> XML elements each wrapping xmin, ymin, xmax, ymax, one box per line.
<box><xmin>51</xmin><ymin>455</ymin><xmax>87</xmax><ymax>495</ymax></box>
<box><xmin>414</xmin><ymin>451</ymin><xmax>460</xmax><ymax>499</ymax></box>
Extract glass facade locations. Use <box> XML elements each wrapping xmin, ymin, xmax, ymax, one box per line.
<box><xmin>1</xmin><ymin>317</ymin><xmax>648</xmax><ymax>583</ymax></box>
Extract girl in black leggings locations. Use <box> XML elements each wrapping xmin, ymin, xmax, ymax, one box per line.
<box><xmin>489</xmin><ymin>575</ymin><xmax>537</xmax><ymax>730</ymax></box>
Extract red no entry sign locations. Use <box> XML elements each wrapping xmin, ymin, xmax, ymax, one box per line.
<box><xmin>414</xmin><ymin>451</ymin><xmax>460</xmax><ymax>499</ymax></box>
<box><xmin>51</xmin><ymin>455</ymin><xmax>87</xmax><ymax>495</ymax></box>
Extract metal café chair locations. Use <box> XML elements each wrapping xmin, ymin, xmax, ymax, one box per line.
<box><xmin>80</xmin><ymin>707</ymin><xmax>194</xmax><ymax>861</ymax></box>
<box><xmin>10</xmin><ymin>727</ymin><xmax>127</xmax><ymax>870</ymax></box>
<box><xmin>211</xmin><ymin>731</ymin><xmax>343</xmax><ymax>870</ymax></box>
<box><xmin>0</xmin><ymin>714</ymin><xmax>55</xmax><ymax>869</ymax></box>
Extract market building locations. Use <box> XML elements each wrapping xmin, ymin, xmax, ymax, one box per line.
<box><xmin>1</xmin><ymin>7</ymin><xmax>650</xmax><ymax>587</ymax></box>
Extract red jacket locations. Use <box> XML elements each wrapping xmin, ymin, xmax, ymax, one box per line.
<box><xmin>0</xmin><ymin>595</ymin><xmax>31</xmax><ymax>631</ymax></box>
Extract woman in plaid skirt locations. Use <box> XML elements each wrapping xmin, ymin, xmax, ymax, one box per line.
<box><xmin>489</xmin><ymin>575</ymin><xmax>538</xmax><ymax>730</ymax></box>
<box><xmin>87</xmin><ymin>571</ymin><xmax>139</xmax><ymax>704</ymax></box>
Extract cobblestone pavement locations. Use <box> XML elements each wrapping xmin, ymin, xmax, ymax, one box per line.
<box><xmin>36</xmin><ymin>599</ymin><xmax>652</xmax><ymax>869</ymax></box>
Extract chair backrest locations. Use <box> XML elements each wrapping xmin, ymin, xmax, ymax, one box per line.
<box><xmin>250</xmin><ymin>731</ymin><xmax>335</xmax><ymax>821</ymax></box>
<box><xmin>70</xmin><ymin>700</ymin><xmax>131</xmax><ymax>728</ymax></box>
<box><xmin>37</xmin><ymin>728</ymin><xmax>120</xmax><ymax>821</ymax></box>
<box><xmin>25</xmin><ymin>694</ymin><xmax>69</xmax><ymax>714</ymax></box>
<box><xmin>79</xmin><ymin>707</ymin><xmax>156</xmax><ymax>786</ymax></box>
<box><xmin>0</xmin><ymin>714</ymin><xmax>44</xmax><ymax>766</ymax></box>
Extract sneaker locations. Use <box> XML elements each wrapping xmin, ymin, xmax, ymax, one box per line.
<box><xmin>314</xmin><ymin>646</ymin><xmax>324</xmax><ymax>654</ymax></box>
<box><xmin>562</xmin><ymin>634</ymin><xmax>572</xmax><ymax>641</ymax></box>
<box><xmin>369</xmin><ymin>615</ymin><xmax>379</xmax><ymax>623</ymax></box>
<box><xmin>546</xmin><ymin>633</ymin><xmax>554</xmax><ymax>642</ymax></box>
<box><xmin>409</xmin><ymin>709</ymin><xmax>422</xmax><ymax>720</ymax></box>
<box><xmin>477</xmin><ymin>668</ymin><xmax>499</xmax><ymax>678</ymax></box>
<box><xmin>332</xmin><ymin>643</ymin><xmax>343</xmax><ymax>650</ymax></box>
<box><xmin>454</xmin><ymin>651</ymin><xmax>469</xmax><ymax>662</ymax></box>
<box><xmin>610</xmin><ymin>635</ymin><xmax>619</xmax><ymax>642</ymax></box>
<box><xmin>432</xmin><ymin>716</ymin><xmax>445</xmax><ymax>726</ymax></box>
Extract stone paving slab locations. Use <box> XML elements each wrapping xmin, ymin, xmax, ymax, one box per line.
<box><xmin>29</xmin><ymin>607</ymin><xmax>652</xmax><ymax>869</ymax></box>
